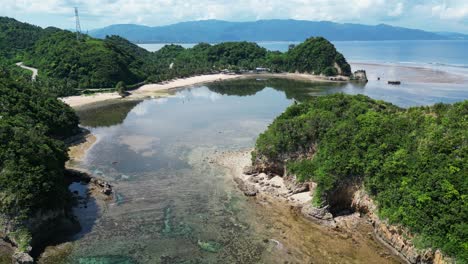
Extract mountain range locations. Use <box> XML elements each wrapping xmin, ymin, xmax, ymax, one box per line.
<box><xmin>89</xmin><ymin>19</ymin><xmax>468</xmax><ymax>43</ymax></box>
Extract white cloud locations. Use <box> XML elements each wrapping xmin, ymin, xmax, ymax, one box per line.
<box><xmin>432</xmin><ymin>3</ymin><xmax>468</xmax><ymax>20</ymax></box>
<box><xmin>0</xmin><ymin>0</ymin><xmax>467</xmax><ymax>33</ymax></box>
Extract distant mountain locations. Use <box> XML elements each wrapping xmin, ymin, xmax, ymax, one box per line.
<box><xmin>89</xmin><ymin>19</ymin><xmax>468</xmax><ymax>43</ymax></box>
<box><xmin>436</xmin><ymin>31</ymin><xmax>468</xmax><ymax>40</ymax></box>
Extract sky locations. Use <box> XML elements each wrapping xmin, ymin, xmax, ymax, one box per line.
<box><xmin>1</xmin><ymin>0</ymin><xmax>468</xmax><ymax>33</ymax></box>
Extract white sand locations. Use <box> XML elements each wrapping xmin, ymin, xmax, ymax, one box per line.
<box><xmin>133</xmin><ymin>74</ymin><xmax>241</xmax><ymax>95</ymax></box>
<box><xmin>59</xmin><ymin>72</ymin><xmax>348</xmax><ymax>109</ymax></box>
<box><xmin>60</xmin><ymin>92</ymin><xmax>122</xmax><ymax>108</ymax></box>
<box><xmin>60</xmin><ymin>74</ymin><xmax>242</xmax><ymax>108</ymax></box>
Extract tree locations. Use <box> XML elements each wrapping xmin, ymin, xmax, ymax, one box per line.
<box><xmin>116</xmin><ymin>81</ymin><xmax>127</xmax><ymax>97</ymax></box>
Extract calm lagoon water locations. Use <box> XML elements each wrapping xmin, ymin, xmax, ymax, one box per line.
<box><xmin>138</xmin><ymin>40</ymin><xmax>468</xmax><ymax>107</ymax></box>
<box><xmin>52</xmin><ymin>41</ymin><xmax>468</xmax><ymax>263</ymax></box>
<box><xmin>52</xmin><ymin>79</ymin><xmax>415</xmax><ymax>264</ymax></box>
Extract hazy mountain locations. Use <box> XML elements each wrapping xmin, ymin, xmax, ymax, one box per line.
<box><xmin>89</xmin><ymin>19</ymin><xmax>468</xmax><ymax>43</ymax></box>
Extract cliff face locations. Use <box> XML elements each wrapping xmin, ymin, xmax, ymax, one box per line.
<box><xmin>250</xmin><ymin>155</ymin><xmax>452</xmax><ymax>264</ymax></box>
<box><xmin>351</xmin><ymin>190</ymin><xmax>452</xmax><ymax>264</ymax></box>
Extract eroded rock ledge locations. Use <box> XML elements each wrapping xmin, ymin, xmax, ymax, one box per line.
<box><xmin>239</xmin><ymin>152</ymin><xmax>452</xmax><ymax>264</ymax></box>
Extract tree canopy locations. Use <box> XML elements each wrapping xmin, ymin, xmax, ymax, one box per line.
<box><xmin>1</xmin><ymin>17</ymin><xmax>351</xmax><ymax>97</ymax></box>
<box><xmin>0</xmin><ymin>62</ymin><xmax>79</xmax><ymax>221</ymax></box>
<box><xmin>253</xmin><ymin>94</ymin><xmax>467</xmax><ymax>261</ymax></box>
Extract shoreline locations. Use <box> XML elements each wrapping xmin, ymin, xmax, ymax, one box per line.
<box><xmin>60</xmin><ymin>72</ymin><xmax>349</xmax><ymax>108</ymax></box>
<box><xmin>60</xmin><ymin>60</ymin><xmax>468</xmax><ymax>109</ymax></box>
<box><xmin>216</xmin><ymin>149</ymin><xmax>451</xmax><ymax>264</ymax></box>
<box><xmin>214</xmin><ymin>149</ymin><xmax>405</xmax><ymax>262</ymax></box>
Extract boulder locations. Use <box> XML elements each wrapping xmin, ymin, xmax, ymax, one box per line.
<box><xmin>13</xmin><ymin>252</ymin><xmax>33</xmax><ymax>264</ymax></box>
<box><xmin>242</xmin><ymin>165</ymin><xmax>257</xmax><ymax>175</ymax></box>
<box><xmin>301</xmin><ymin>204</ymin><xmax>336</xmax><ymax>227</ymax></box>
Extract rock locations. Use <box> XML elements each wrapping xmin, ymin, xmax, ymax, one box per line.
<box><xmin>301</xmin><ymin>204</ymin><xmax>336</xmax><ymax>227</ymax></box>
<box><xmin>90</xmin><ymin>178</ymin><xmax>113</xmax><ymax>196</ymax></box>
<box><xmin>233</xmin><ymin>177</ymin><xmax>257</xmax><ymax>196</ymax></box>
<box><xmin>13</xmin><ymin>252</ymin><xmax>33</xmax><ymax>264</ymax></box>
<box><xmin>243</xmin><ymin>186</ymin><xmax>257</xmax><ymax>197</ymax></box>
<box><xmin>242</xmin><ymin>165</ymin><xmax>257</xmax><ymax>175</ymax></box>
<box><xmin>351</xmin><ymin>70</ymin><xmax>368</xmax><ymax>82</ymax></box>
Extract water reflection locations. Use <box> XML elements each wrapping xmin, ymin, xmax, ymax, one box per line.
<box><xmin>77</xmin><ymin>100</ymin><xmax>142</xmax><ymax>127</ymax></box>
<box><xmin>55</xmin><ymin>76</ymin><xmax>468</xmax><ymax>263</ymax></box>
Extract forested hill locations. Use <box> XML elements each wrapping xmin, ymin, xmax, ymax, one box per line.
<box><xmin>89</xmin><ymin>19</ymin><xmax>468</xmax><ymax>43</ymax></box>
<box><xmin>0</xmin><ymin>61</ymin><xmax>80</xmax><ymax>254</ymax></box>
<box><xmin>253</xmin><ymin>94</ymin><xmax>467</xmax><ymax>262</ymax></box>
<box><xmin>1</xmin><ymin>17</ymin><xmax>352</xmax><ymax>96</ymax></box>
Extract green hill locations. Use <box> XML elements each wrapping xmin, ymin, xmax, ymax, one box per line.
<box><xmin>0</xmin><ymin>61</ymin><xmax>79</xmax><ymax>254</ymax></box>
<box><xmin>253</xmin><ymin>94</ymin><xmax>467</xmax><ymax>262</ymax></box>
<box><xmin>1</xmin><ymin>17</ymin><xmax>351</xmax><ymax>96</ymax></box>
<box><xmin>0</xmin><ymin>17</ymin><xmax>43</xmax><ymax>58</ymax></box>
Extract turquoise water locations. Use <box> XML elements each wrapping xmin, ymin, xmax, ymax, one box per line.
<box><xmin>43</xmin><ymin>79</ymin><xmax>406</xmax><ymax>263</ymax></box>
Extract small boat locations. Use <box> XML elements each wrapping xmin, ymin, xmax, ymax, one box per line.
<box><xmin>388</xmin><ymin>81</ymin><xmax>401</xmax><ymax>85</ymax></box>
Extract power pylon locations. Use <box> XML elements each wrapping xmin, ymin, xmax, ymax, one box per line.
<box><xmin>74</xmin><ymin>7</ymin><xmax>82</xmax><ymax>40</ymax></box>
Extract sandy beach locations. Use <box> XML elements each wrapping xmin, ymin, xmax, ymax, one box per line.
<box><xmin>60</xmin><ymin>62</ymin><xmax>468</xmax><ymax>109</ymax></box>
<box><xmin>61</xmin><ymin>74</ymin><xmax>242</xmax><ymax>108</ymax></box>
<box><xmin>60</xmin><ymin>72</ymin><xmax>348</xmax><ymax>108</ymax></box>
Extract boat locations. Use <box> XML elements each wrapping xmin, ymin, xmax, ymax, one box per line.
<box><xmin>388</xmin><ymin>81</ymin><xmax>401</xmax><ymax>85</ymax></box>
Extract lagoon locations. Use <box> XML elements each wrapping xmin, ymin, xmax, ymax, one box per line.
<box><xmin>46</xmin><ymin>79</ymin><xmax>414</xmax><ymax>263</ymax></box>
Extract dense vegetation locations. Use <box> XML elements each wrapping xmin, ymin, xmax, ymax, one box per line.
<box><xmin>0</xmin><ymin>62</ymin><xmax>79</xmax><ymax>231</ymax></box>
<box><xmin>0</xmin><ymin>17</ymin><xmax>43</xmax><ymax>58</ymax></box>
<box><xmin>253</xmin><ymin>94</ymin><xmax>467</xmax><ymax>261</ymax></box>
<box><xmin>1</xmin><ymin>17</ymin><xmax>351</xmax><ymax>97</ymax></box>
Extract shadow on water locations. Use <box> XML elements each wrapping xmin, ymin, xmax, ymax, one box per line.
<box><xmin>77</xmin><ymin>100</ymin><xmax>142</xmax><ymax>127</ymax></box>
<box><xmin>31</xmin><ymin>182</ymin><xmax>100</xmax><ymax>261</ymax></box>
<box><xmin>68</xmin><ymin>182</ymin><xmax>100</xmax><ymax>240</ymax></box>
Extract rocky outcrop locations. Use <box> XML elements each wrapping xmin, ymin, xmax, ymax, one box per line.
<box><xmin>90</xmin><ymin>178</ymin><xmax>113</xmax><ymax>196</ymax></box>
<box><xmin>249</xmin><ymin>146</ymin><xmax>452</xmax><ymax>264</ymax></box>
<box><xmin>351</xmin><ymin>70</ymin><xmax>368</xmax><ymax>82</ymax></box>
<box><xmin>351</xmin><ymin>189</ymin><xmax>452</xmax><ymax>264</ymax></box>
<box><xmin>234</xmin><ymin>176</ymin><xmax>258</xmax><ymax>196</ymax></box>
<box><xmin>66</xmin><ymin>169</ymin><xmax>113</xmax><ymax>196</ymax></box>
<box><xmin>301</xmin><ymin>204</ymin><xmax>336</xmax><ymax>227</ymax></box>
<box><xmin>13</xmin><ymin>252</ymin><xmax>33</xmax><ymax>264</ymax></box>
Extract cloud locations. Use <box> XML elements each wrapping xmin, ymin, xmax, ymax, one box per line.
<box><xmin>1</xmin><ymin>0</ymin><xmax>467</xmax><ymax>33</ymax></box>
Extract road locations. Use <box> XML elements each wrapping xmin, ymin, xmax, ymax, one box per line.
<box><xmin>15</xmin><ymin>62</ymin><xmax>38</xmax><ymax>81</ymax></box>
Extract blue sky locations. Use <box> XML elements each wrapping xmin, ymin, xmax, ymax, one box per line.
<box><xmin>2</xmin><ymin>0</ymin><xmax>468</xmax><ymax>33</ymax></box>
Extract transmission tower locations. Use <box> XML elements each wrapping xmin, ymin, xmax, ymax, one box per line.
<box><xmin>74</xmin><ymin>7</ymin><xmax>82</xmax><ymax>40</ymax></box>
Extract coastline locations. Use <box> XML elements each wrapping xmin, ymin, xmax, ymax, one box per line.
<box><xmin>216</xmin><ymin>149</ymin><xmax>452</xmax><ymax>264</ymax></box>
<box><xmin>60</xmin><ymin>72</ymin><xmax>349</xmax><ymax>109</ymax></box>
<box><xmin>351</xmin><ymin>62</ymin><xmax>468</xmax><ymax>84</ymax></box>
<box><xmin>60</xmin><ymin>60</ymin><xmax>468</xmax><ymax>109</ymax></box>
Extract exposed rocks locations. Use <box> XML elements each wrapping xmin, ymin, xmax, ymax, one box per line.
<box><xmin>233</xmin><ymin>177</ymin><xmax>257</xmax><ymax>196</ymax></box>
<box><xmin>242</xmin><ymin>165</ymin><xmax>257</xmax><ymax>175</ymax></box>
<box><xmin>90</xmin><ymin>178</ymin><xmax>113</xmax><ymax>196</ymax></box>
<box><xmin>283</xmin><ymin>174</ymin><xmax>310</xmax><ymax>194</ymax></box>
<box><xmin>301</xmin><ymin>204</ymin><xmax>336</xmax><ymax>227</ymax></box>
<box><xmin>13</xmin><ymin>252</ymin><xmax>33</xmax><ymax>264</ymax></box>
<box><xmin>352</xmin><ymin>189</ymin><xmax>453</xmax><ymax>264</ymax></box>
<box><xmin>66</xmin><ymin>169</ymin><xmax>113</xmax><ymax>196</ymax></box>
<box><xmin>351</xmin><ymin>70</ymin><xmax>368</xmax><ymax>82</ymax></box>
<box><xmin>231</xmin><ymin>149</ymin><xmax>452</xmax><ymax>264</ymax></box>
